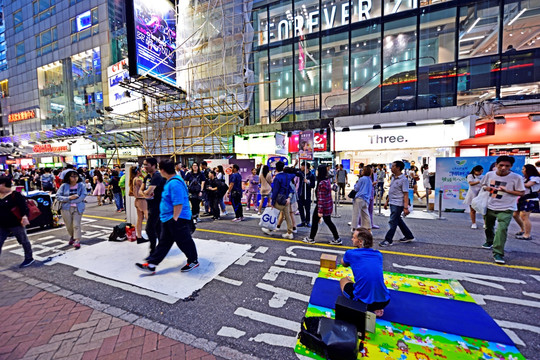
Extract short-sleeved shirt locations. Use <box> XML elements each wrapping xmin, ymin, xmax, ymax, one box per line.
<box><xmin>376</xmin><ymin>170</ymin><xmax>385</xmax><ymax>182</ymax></box>
<box><xmin>342</xmin><ymin>248</ymin><xmax>390</xmax><ymax>304</ymax></box>
<box><xmin>525</xmin><ymin>176</ymin><xmax>540</xmax><ymax>194</ymax></box>
<box><xmin>160</xmin><ymin>175</ymin><xmax>192</xmax><ymax>222</ymax></box>
<box><xmin>230</xmin><ymin>173</ymin><xmax>243</xmax><ymax>192</ymax></box>
<box><xmin>388</xmin><ymin>174</ymin><xmax>409</xmax><ymax>206</ymax></box>
<box><xmin>336</xmin><ymin>169</ymin><xmax>347</xmax><ymax>183</ymax></box>
<box><xmin>481</xmin><ymin>171</ymin><xmax>525</xmax><ymax>211</ymax></box>
<box><xmin>144</xmin><ymin>172</ymin><xmax>166</xmax><ymax>210</ymax></box>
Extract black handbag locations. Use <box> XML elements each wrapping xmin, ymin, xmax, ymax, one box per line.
<box><xmin>347</xmin><ymin>190</ymin><xmax>357</xmax><ymax>199</ymax></box>
<box><xmin>299</xmin><ymin>317</ymin><xmax>358</xmax><ymax>360</ymax></box>
<box><xmin>276</xmin><ymin>193</ymin><xmax>288</xmax><ymax>206</ymax></box>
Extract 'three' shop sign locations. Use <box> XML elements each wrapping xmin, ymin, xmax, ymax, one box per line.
<box><xmin>9</xmin><ymin>110</ymin><xmax>36</xmax><ymax>123</ymax></box>
<box><xmin>33</xmin><ymin>144</ymin><xmax>69</xmax><ymax>153</ymax></box>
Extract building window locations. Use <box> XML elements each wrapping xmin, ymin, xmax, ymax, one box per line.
<box><xmin>14</xmin><ymin>10</ymin><xmax>24</xmax><ymax>34</ymax></box>
<box><xmin>0</xmin><ymin>80</ymin><xmax>8</xmax><ymax>98</ymax></box>
<box><xmin>503</xmin><ymin>0</ymin><xmax>540</xmax><ymax>52</ymax></box>
<box><xmin>36</xmin><ymin>27</ymin><xmax>58</xmax><ymax>57</ymax></box>
<box><xmin>16</xmin><ymin>41</ymin><xmax>25</xmax><ymax>64</ymax></box>
<box><xmin>459</xmin><ymin>0</ymin><xmax>500</xmax><ymax>59</ymax></box>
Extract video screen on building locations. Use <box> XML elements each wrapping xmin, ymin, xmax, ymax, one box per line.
<box><xmin>126</xmin><ymin>0</ymin><xmax>177</xmax><ymax>88</ymax></box>
<box><xmin>76</xmin><ymin>11</ymin><xmax>92</xmax><ymax>32</ymax></box>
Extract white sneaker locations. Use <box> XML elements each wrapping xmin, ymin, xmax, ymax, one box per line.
<box><xmin>282</xmin><ymin>233</ymin><xmax>294</xmax><ymax>239</ymax></box>
<box><xmin>292</xmin><ymin>227</ymin><xmax>298</xmax><ymax>234</ymax></box>
<box><xmin>261</xmin><ymin>228</ymin><xmax>272</xmax><ymax>235</ymax></box>
<box><xmin>329</xmin><ymin>238</ymin><xmax>343</xmax><ymax>245</ymax></box>
<box><xmin>302</xmin><ymin>237</ymin><xmax>315</xmax><ymax>244</ymax></box>
<box><xmin>471</xmin><ymin>223</ymin><xmax>478</xmax><ymax>229</ymax></box>
<box><xmin>347</xmin><ymin>222</ymin><xmax>352</xmax><ymax>226</ymax></box>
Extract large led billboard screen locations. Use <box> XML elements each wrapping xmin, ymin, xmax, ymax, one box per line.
<box><xmin>126</xmin><ymin>0</ymin><xmax>177</xmax><ymax>88</ymax></box>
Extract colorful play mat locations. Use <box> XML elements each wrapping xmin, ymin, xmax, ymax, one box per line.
<box><xmin>294</xmin><ymin>266</ymin><xmax>525</xmax><ymax>360</ymax></box>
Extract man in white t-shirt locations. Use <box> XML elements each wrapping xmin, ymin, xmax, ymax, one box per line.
<box><xmin>481</xmin><ymin>156</ymin><xmax>525</xmax><ymax>264</ymax></box>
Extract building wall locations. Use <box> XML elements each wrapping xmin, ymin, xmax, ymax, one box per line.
<box><xmin>2</xmin><ymin>0</ymin><xmax>113</xmax><ymax>136</ymax></box>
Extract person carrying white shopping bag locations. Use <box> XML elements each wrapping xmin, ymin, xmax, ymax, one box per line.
<box><xmin>259</xmin><ymin>207</ymin><xmax>281</xmax><ymax>231</ymax></box>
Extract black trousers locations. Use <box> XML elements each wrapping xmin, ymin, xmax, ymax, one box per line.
<box><xmin>147</xmin><ymin>218</ymin><xmax>198</xmax><ymax>266</ymax></box>
<box><xmin>189</xmin><ymin>196</ymin><xmax>201</xmax><ymax>218</ymax></box>
<box><xmin>231</xmin><ymin>191</ymin><xmax>243</xmax><ymax>218</ymax></box>
<box><xmin>309</xmin><ymin>206</ymin><xmax>340</xmax><ymax>240</ymax></box>
<box><xmin>298</xmin><ymin>197</ymin><xmax>311</xmax><ymax>224</ymax></box>
<box><xmin>209</xmin><ymin>196</ymin><xmax>220</xmax><ymax>218</ymax></box>
<box><xmin>145</xmin><ymin>205</ymin><xmax>161</xmax><ymax>252</ymax></box>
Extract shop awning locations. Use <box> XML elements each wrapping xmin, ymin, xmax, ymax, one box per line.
<box><xmin>84</xmin><ymin>131</ymin><xmax>143</xmax><ymax>150</ymax></box>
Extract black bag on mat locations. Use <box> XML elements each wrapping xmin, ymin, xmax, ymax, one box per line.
<box><xmin>299</xmin><ymin>317</ymin><xmax>358</xmax><ymax>360</ymax></box>
<box><xmin>109</xmin><ymin>222</ymin><xmax>132</xmax><ymax>242</ymax></box>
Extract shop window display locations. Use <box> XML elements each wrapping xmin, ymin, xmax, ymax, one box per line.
<box><xmin>457</xmin><ymin>55</ymin><xmax>499</xmax><ymax>105</ymax></box>
<box><xmin>71</xmin><ymin>48</ymin><xmax>103</xmax><ymax>125</ymax></box>
<box><xmin>37</xmin><ymin>61</ymin><xmax>66</xmax><ymax>129</ymax></box>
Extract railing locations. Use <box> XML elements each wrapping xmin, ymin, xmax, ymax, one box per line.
<box><xmin>270</xmin><ymin>95</ymin><xmax>319</xmax><ymax>123</ymax></box>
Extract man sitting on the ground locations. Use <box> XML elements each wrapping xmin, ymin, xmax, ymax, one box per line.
<box><xmin>340</xmin><ymin>228</ymin><xmax>390</xmax><ymax>317</ymax></box>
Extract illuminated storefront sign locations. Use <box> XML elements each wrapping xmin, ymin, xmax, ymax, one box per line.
<box><xmin>76</xmin><ymin>10</ymin><xmax>92</xmax><ymax>32</ymax></box>
<box><xmin>474</xmin><ymin>122</ymin><xmax>495</xmax><ymax>138</ymax></box>
<box><xmin>489</xmin><ymin>147</ymin><xmax>530</xmax><ymax>156</ymax></box>
<box><xmin>289</xmin><ymin>133</ymin><xmax>327</xmax><ymax>152</ymax></box>
<box><xmin>107</xmin><ymin>59</ymin><xmax>143</xmax><ymax>115</ymax></box>
<box><xmin>9</xmin><ymin>110</ymin><xmax>36</xmax><ymax>123</ymax></box>
<box><xmin>33</xmin><ymin>144</ymin><xmax>69</xmax><ymax>153</ymax></box>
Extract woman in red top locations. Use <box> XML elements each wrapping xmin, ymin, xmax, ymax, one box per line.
<box><xmin>303</xmin><ymin>165</ymin><xmax>342</xmax><ymax>245</ymax></box>
<box><xmin>53</xmin><ymin>169</ymin><xmax>62</xmax><ymax>191</ymax></box>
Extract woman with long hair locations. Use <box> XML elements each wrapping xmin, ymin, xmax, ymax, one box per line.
<box><xmin>257</xmin><ymin>165</ymin><xmax>273</xmax><ymax>215</ymax></box>
<box><xmin>56</xmin><ymin>170</ymin><xmax>87</xmax><ymax>249</ymax></box>
<box><xmin>216</xmin><ymin>165</ymin><xmax>228</xmax><ymax>215</ymax></box>
<box><xmin>303</xmin><ymin>165</ymin><xmax>341</xmax><ymax>245</ymax></box>
<box><xmin>184</xmin><ymin>162</ymin><xmax>206</xmax><ymax>221</ymax></box>
<box><xmin>514</xmin><ymin>164</ymin><xmax>540</xmax><ymax>240</ymax></box>
<box><xmin>93</xmin><ymin>170</ymin><xmax>106</xmax><ymax>206</ymax></box>
<box><xmin>463</xmin><ymin>165</ymin><xmax>484</xmax><ymax>229</ymax></box>
<box><xmin>129</xmin><ymin>166</ymin><xmax>148</xmax><ymax>242</ymax></box>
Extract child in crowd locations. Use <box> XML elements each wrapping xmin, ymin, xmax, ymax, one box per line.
<box><xmin>340</xmin><ymin>228</ymin><xmax>391</xmax><ymax>317</ymax></box>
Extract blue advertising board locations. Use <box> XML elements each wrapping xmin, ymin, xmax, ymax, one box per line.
<box><xmin>129</xmin><ymin>0</ymin><xmax>177</xmax><ymax>87</ymax></box>
<box><xmin>435</xmin><ymin>156</ymin><xmax>525</xmax><ymax>210</ymax></box>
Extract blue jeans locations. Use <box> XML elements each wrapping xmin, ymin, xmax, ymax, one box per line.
<box><xmin>385</xmin><ymin>205</ymin><xmax>414</xmax><ymax>242</ymax></box>
<box><xmin>219</xmin><ymin>197</ymin><xmax>226</xmax><ymax>212</ymax></box>
<box><xmin>114</xmin><ymin>192</ymin><xmax>124</xmax><ymax>210</ymax></box>
<box><xmin>0</xmin><ymin>226</ymin><xmax>33</xmax><ymax>261</ymax></box>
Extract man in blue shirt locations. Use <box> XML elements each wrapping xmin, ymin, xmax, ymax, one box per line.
<box><xmin>136</xmin><ymin>160</ymin><xmax>199</xmax><ymax>274</ymax></box>
<box><xmin>351</xmin><ymin>166</ymin><xmax>373</xmax><ymax>232</ymax></box>
<box><xmin>227</xmin><ymin>164</ymin><xmax>244</xmax><ymax>222</ymax></box>
<box><xmin>341</xmin><ymin>228</ymin><xmax>390</xmax><ymax>317</ymax></box>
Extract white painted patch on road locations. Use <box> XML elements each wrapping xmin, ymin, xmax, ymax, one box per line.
<box><xmin>249</xmin><ymin>333</ymin><xmax>298</xmax><ymax>348</ymax></box>
<box><xmin>255</xmin><ymin>246</ymin><xmax>268</xmax><ymax>254</ymax></box>
<box><xmin>234</xmin><ymin>307</ymin><xmax>298</xmax><ymax>331</ymax></box>
<box><xmin>256</xmin><ymin>283</ymin><xmax>310</xmax><ymax>308</ymax></box>
<box><xmin>470</xmin><ymin>293</ymin><xmax>540</xmax><ymax>308</ymax></box>
<box><xmin>495</xmin><ymin>319</ymin><xmax>540</xmax><ymax>334</ymax></box>
<box><xmin>50</xmin><ymin>238</ymin><xmax>251</xmax><ymax>301</ymax></box>
<box><xmin>74</xmin><ymin>269</ymin><xmax>178</xmax><ymax>304</ymax></box>
<box><xmin>286</xmin><ymin>245</ymin><xmax>345</xmax><ymax>257</ymax></box>
<box><xmin>262</xmin><ymin>266</ymin><xmax>318</xmax><ymax>284</ymax></box>
<box><xmin>501</xmin><ymin>329</ymin><xmax>525</xmax><ymax>346</ymax></box>
<box><xmin>217</xmin><ymin>326</ymin><xmax>246</xmax><ymax>339</ymax></box>
<box><xmin>215</xmin><ymin>275</ymin><xmax>243</xmax><ymax>286</ymax></box>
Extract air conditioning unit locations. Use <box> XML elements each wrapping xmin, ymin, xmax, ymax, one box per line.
<box><xmin>529</xmin><ymin>113</ymin><xmax>540</xmax><ymax>122</ymax></box>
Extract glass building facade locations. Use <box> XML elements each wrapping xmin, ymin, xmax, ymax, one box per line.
<box><xmin>251</xmin><ymin>0</ymin><xmax>540</xmax><ymax>124</ymax></box>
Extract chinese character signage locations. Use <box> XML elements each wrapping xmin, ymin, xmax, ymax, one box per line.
<box><xmin>33</xmin><ymin>144</ymin><xmax>69</xmax><ymax>153</ymax></box>
<box><xmin>9</xmin><ymin>110</ymin><xmax>36</xmax><ymax>123</ymax></box>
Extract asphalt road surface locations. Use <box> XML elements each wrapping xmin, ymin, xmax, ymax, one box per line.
<box><xmin>1</xmin><ymin>198</ymin><xmax>539</xmax><ymax>359</ymax></box>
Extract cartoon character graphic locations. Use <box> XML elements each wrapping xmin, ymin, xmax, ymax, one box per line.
<box><xmin>385</xmin><ymin>326</ymin><xmax>395</xmax><ymax>337</ymax></box>
<box><xmin>414</xmin><ymin>352</ymin><xmax>430</xmax><ymax>360</ymax></box>
<box><xmin>397</xmin><ymin>340</ymin><xmax>409</xmax><ymax>354</ymax></box>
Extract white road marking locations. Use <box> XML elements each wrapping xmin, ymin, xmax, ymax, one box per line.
<box><xmin>87</xmin><ymin>224</ymin><xmax>113</xmax><ymax>230</ymax></box>
<box><xmin>522</xmin><ymin>291</ymin><xmax>540</xmax><ymax>300</ymax></box>
<box><xmin>2</xmin><ymin>243</ymin><xmax>21</xmax><ymax>250</ymax></box>
<box><xmin>392</xmin><ymin>263</ymin><xmax>526</xmax><ymax>290</ymax></box>
<box><xmin>35</xmin><ymin>235</ymin><xmax>55</xmax><ymax>241</ymax></box>
<box><xmin>73</xmin><ymin>269</ymin><xmax>179</xmax><ymax>304</ymax></box>
<box><xmin>42</xmin><ymin>239</ymin><xmax>66</xmax><ymax>246</ymax></box>
<box><xmin>530</xmin><ymin>275</ymin><xmax>540</xmax><ymax>282</ymax></box>
<box><xmin>286</xmin><ymin>245</ymin><xmax>345</xmax><ymax>257</ymax></box>
<box><xmin>234</xmin><ymin>307</ymin><xmax>298</xmax><ymax>331</ymax></box>
<box><xmin>470</xmin><ymin>293</ymin><xmax>540</xmax><ymax>308</ymax></box>
<box><xmin>255</xmin><ymin>246</ymin><xmax>269</xmax><ymax>254</ymax></box>
<box><xmin>275</xmin><ymin>256</ymin><xmax>319</xmax><ymax>267</ymax></box>
<box><xmin>495</xmin><ymin>319</ymin><xmax>540</xmax><ymax>334</ymax></box>
<box><xmin>256</xmin><ymin>283</ymin><xmax>310</xmax><ymax>308</ymax></box>
<box><xmin>235</xmin><ymin>252</ymin><xmax>264</xmax><ymax>266</ymax></box>
<box><xmin>249</xmin><ymin>333</ymin><xmax>298</xmax><ymax>348</ymax></box>
<box><xmin>501</xmin><ymin>329</ymin><xmax>525</xmax><ymax>346</ymax></box>
<box><xmin>217</xmin><ymin>326</ymin><xmax>246</xmax><ymax>339</ymax></box>
<box><xmin>215</xmin><ymin>275</ymin><xmax>243</xmax><ymax>286</ymax></box>
<box><xmin>262</xmin><ymin>266</ymin><xmax>318</xmax><ymax>285</ymax></box>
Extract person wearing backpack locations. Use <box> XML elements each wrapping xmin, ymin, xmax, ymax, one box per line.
<box><xmin>41</xmin><ymin>168</ymin><xmax>55</xmax><ymax>192</ymax></box>
<box><xmin>56</xmin><ymin>170</ymin><xmax>87</xmax><ymax>249</ymax></box>
<box><xmin>0</xmin><ymin>176</ymin><xmax>35</xmax><ymax>268</ymax></box>
<box><xmin>184</xmin><ymin>162</ymin><xmax>206</xmax><ymax>222</ymax></box>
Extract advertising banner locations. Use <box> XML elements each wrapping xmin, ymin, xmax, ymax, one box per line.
<box><xmin>435</xmin><ymin>156</ymin><xmax>525</xmax><ymax>210</ymax></box>
<box><xmin>289</xmin><ymin>132</ymin><xmax>327</xmax><ymax>153</ymax></box>
<box><xmin>267</xmin><ymin>156</ymin><xmax>288</xmax><ymax>169</ymax></box>
<box><xmin>130</xmin><ymin>0</ymin><xmax>177</xmax><ymax>87</ymax></box>
<box><xmin>107</xmin><ymin>59</ymin><xmax>143</xmax><ymax>115</ymax></box>
<box><xmin>275</xmin><ymin>133</ymin><xmax>288</xmax><ymax>155</ymax></box>
<box><xmin>298</xmin><ymin>130</ymin><xmax>314</xmax><ymax>160</ymax></box>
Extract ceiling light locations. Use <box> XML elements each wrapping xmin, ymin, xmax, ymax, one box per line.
<box><xmin>373</xmin><ymin>124</ymin><xmax>382</xmax><ymax>129</ymax></box>
<box><xmin>443</xmin><ymin>119</ymin><xmax>455</xmax><ymax>125</ymax></box>
<box><xmin>494</xmin><ymin>115</ymin><xmax>506</xmax><ymax>124</ymax></box>
<box><xmin>508</xmin><ymin>8</ymin><xmax>527</xmax><ymax>26</ymax></box>
<box><xmin>406</xmin><ymin>122</ymin><xmax>416</xmax><ymax>127</ymax></box>
<box><xmin>342</xmin><ymin>127</ymin><xmax>350</xmax><ymax>132</ymax></box>
<box><xmin>459</xmin><ymin>35</ymin><xmax>486</xmax><ymax>42</ymax></box>
<box><xmin>466</xmin><ymin>18</ymin><xmax>481</xmax><ymax>33</ymax></box>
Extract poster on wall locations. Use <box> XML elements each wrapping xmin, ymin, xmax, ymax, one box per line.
<box><xmin>435</xmin><ymin>156</ymin><xmax>525</xmax><ymax>210</ymax></box>
<box><xmin>107</xmin><ymin>59</ymin><xmax>143</xmax><ymax>115</ymax></box>
<box><xmin>275</xmin><ymin>133</ymin><xmax>288</xmax><ymax>155</ymax></box>
<box><xmin>298</xmin><ymin>130</ymin><xmax>314</xmax><ymax>160</ymax></box>
<box><xmin>126</xmin><ymin>0</ymin><xmax>177</xmax><ymax>87</ymax></box>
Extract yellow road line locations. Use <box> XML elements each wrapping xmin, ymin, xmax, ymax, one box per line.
<box><xmin>83</xmin><ymin>214</ymin><xmax>540</xmax><ymax>272</ymax></box>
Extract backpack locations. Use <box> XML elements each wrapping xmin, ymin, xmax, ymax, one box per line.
<box><xmin>189</xmin><ymin>178</ymin><xmax>201</xmax><ymax>195</ymax></box>
<box><xmin>108</xmin><ymin>222</ymin><xmax>131</xmax><ymax>242</ymax></box>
